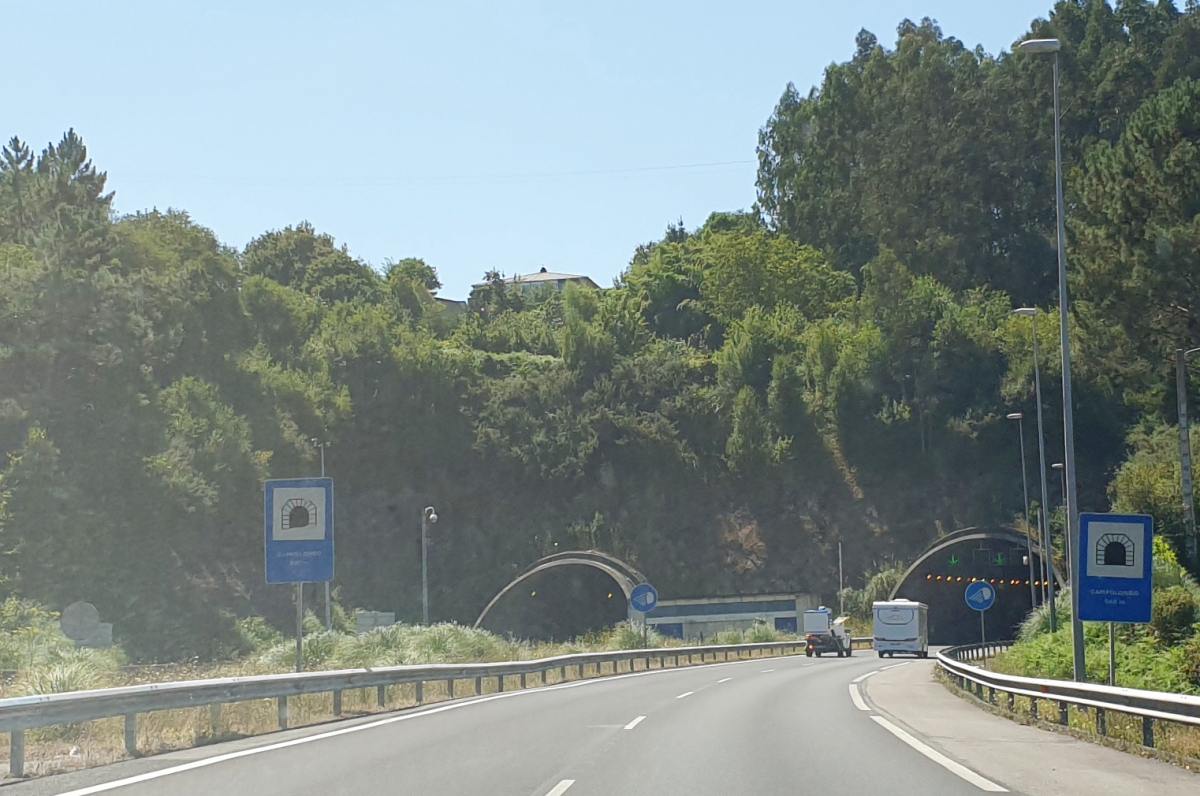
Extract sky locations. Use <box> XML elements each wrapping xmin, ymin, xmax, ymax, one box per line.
<box><xmin>7</xmin><ymin>1</ymin><xmax>1065</xmax><ymax>299</ymax></box>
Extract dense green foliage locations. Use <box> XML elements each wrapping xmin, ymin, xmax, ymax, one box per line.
<box><xmin>2</xmin><ymin>2</ymin><xmax>1200</xmax><ymax>660</ymax></box>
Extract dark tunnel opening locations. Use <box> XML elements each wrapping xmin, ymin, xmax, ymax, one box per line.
<box><xmin>892</xmin><ymin>534</ymin><xmax>1058</xmax><ymax>645</ymax></box>
<box><xmin>478</xmin><ymin>565</ymin><xmax>629</xmax><ymax>641</ymax></box>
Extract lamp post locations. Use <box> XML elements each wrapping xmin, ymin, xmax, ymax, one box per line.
<box><xmin>422</xmin><ymin>506</ymin><xmax>438</xmax><ymax>625</ymax></box>
<box><xmin>1018</xmin><ymin>37</ymin><xmax>1086</xmax><ymax>680</ymax></box>
<box><xmin>1007</xmin><ymin>413</ymin><xmax>1038</xmax><ymax>608</ymax></box>
<box><xmin>1176</xmin><ymin>347</ymin><xmax>1200</xmax><ymax>569</ymax></box>
<box><xmin>1015</xmin><ymin>309</ymin><xmax>1054</xmax><ymax>607</ymax></box>
<box><xmin>312</xmin><ymin>438</ymin><xmax>332</xmax><ymax>631</ymax></box>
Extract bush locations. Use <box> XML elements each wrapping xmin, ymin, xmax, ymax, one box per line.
<box><xmin>1151</xmin><ymin>586</ymin><xmax>1198</xmax><ymax>647</ymax></box>
<box><xmin>1182</xmin><ymin>637</ymin><xmax>1200</xmax><ymax>687</ymax></box>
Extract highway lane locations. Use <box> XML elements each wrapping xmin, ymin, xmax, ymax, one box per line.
<box><xmin>22</xmin><ymin>651</ymin><xmax>1002</xmax><ymax>796</ymax></box>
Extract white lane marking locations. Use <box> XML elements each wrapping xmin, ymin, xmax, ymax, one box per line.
<box><xmin>852</xmin><ymin>670</ymin><xmax>879</xmax><ymax>684</ymax></box>
<box><xmin>849</xmin><ymin>683</ymin><xmax>870</xmax><ymax>711</ymax></box>
<box><xmin>676</xmin><ymin>691</ymin><xmax>694</xmax><ymax>699</ymax></box>
<box><xmin>760</xmin><ymin>669</ymin><xmax>775</xmax><ymax>673</ymax></box>
<box><xmin>717</xmin><ymin>677</ymin><xmax>733</xmax><ymax>683</ymax></box>
<box><xmin>882</xmin><ymin>661</ymin><xmax>913</xmax><ymax>670</ymax></box>
<box><xmin>46</xmin><ymin>651</ymin><xmax>805</xmax><ymax>796</ymax></box>
<box><xmin>624</xmin><ymin>715</ymin><xmax>646</xmax><ymax>730</ymax></box>
<box><xmin>869</xmin><ymin>715</ymin><xmax>1007</xmax><ymax>792</ymax></box>
<box><xmin>802</xmin><ymin>662</ymin><xmax>816</xmax><ymax>667</ymax></box>
<box><xmin>546</xmin><ymin>780</ymin><xmax>576</xmax><ymax>796</ymax></box>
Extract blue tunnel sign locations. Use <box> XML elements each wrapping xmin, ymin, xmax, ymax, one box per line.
<box><xmin>1078</xmin><ymin>512</ymin><xmax>1152</xmax><ymax>624</ymax></box>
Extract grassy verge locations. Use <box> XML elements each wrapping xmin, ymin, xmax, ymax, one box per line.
<box><xmin>0</xmin><ymin>617</ymin><xmax>798</xmax><ymax>778</ymax></box>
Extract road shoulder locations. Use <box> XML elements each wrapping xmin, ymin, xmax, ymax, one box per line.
<box><xmin>863</xmin><ymin>659</ymin><xmax>1198</xmax><ymax>796</ymax></box>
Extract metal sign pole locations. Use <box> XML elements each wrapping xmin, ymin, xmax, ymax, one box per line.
<box><xmin>838</xmin><ymin>542</ymin><xmax>844</xmax><ymax>615</ymax></box>
<box><xmin>295</xmin><ymin>583</ymin><xmax>304</xmax><ymax>673</ymax></box>
<box><xmin>1177</xmin><ymin>349</ymin><xmax>1198</xmax><ymax>568</ymax></box>
<box><xmin>1109</xmin><ymin>622</ymin><xmax>1116</xmax><ymax>686</ymax></box>
<box><xmin>980</xmin><ymin>610</ymin><xmax>987</xmax><ymax>661</ymax></box>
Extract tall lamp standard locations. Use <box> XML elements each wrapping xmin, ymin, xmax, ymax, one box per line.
<box><xmin>1006</xmin><ymin>413</ymin><xmax>1039</xmax><ymax>609</ymax></box>
<box><xmin>1018</xmin><ymin>36</ymin><xmax>1086</xmax><ymax>680</ymax></box>
<box><xmin>422</xmin><ymin>506</ymin><xmax>438</xmax><ymax>625</ymax></box>
<box><xmin>312</xmin><ymin>438</ymin><xmax>332</xmax><ymax>631</ymax></box>
<box><xmin>1015</xmin><ymin>307</ymin><xmax>1056</xmax><ymax>625</ymax></box>
<box><xmin>1176</xmin><ymin>347</ymin><xmax>1200</xmax><ymax>568</ymax></box>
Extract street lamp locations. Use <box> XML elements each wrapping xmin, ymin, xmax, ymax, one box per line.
<box><xmin>1018</xmin><ymin>36</ymin><xmax>1086</xmax><ymax>681</ymax></box>
<box><xmin>1176</xmin><ymin>347</ymin><xmax>1200</xmax><ymax>568</ymax></box>
<box><xmin>1015</xmin><ymin>307</ymin><xmax>1056</xmax><ymax>623</ymax></box>
<box><xmin>422</xmin><ymin>506</ymin><xmax>438</xmax><ymax>625</ymax></box>
<box><xmin>311</xmin><ymin>438</ymin><xmax>333</xmax><ymax>632</ymax></box>
<box><xmin>1006</xmin><ymin>413</ymin><xmax>1038</xmax><ymax>608</ymax></box>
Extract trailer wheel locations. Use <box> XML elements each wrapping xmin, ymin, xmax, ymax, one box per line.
<box><xmin>815</xmin><ymin>651</ymin><xmax>822</xmax><ymax>658</ymax></box>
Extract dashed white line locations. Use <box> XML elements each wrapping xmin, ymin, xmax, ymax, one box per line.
<box><xmin>849</xmin><ymin>683</ymin><xmax>870</xmax><ymax>711</ymax></box>
<box><xmin>624</xmin><ymin>715</ymin><xmax>646</xmax><ymax>730</ymax></box>
<box><xmin>676</xmin><ymin>691</ymin><xmax>694</xmax><ymax>699</ymax></box>
<box><xmin>545</xmin><ymin>780</ymin><xmax>576</xmax><ymax>796</ymax></box>
<box><xmin>802</xmin><ymin>662</ymin><xmax>816</xmax><ymax>667</ymax></box>
<box><xmin>760</xmin><ymin>669</ymin><xmax>775</xmax><ymax>673</ymax></box>
<box><xmin>717</xmin><ymin>677</ymin><xmax>733</xmax><ymax>683</ymax></box>
<box><xmin>870</xmin><ymin>715</ymin><xmax>1007</xmax><ymax>792</ymax></box>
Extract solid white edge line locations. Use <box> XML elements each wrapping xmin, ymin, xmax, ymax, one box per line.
<box><xmin>852</xmin><ymin>670</ymin><xmax>879</xmax><ymax>684</ymax></box>
<box><xmin>46</xmin><ymin>651</ymin><xmax>801</xmax><ymax>796</ymax></box>
<box><xmin>675</xmin><ymin>691</ymin><xmax>694</xmax><ymax>699</ymax></box>
<box><xmin>717</xmin><ymin>677</ymin><xmax>732</xmax><ymax>683</ymax></box>
<box><xmin>869</xmin><ymin>715</ymin><xmax>1007</xmax><ymax>792</ymax></box>
<box><xmin>623</xmin><ymin>715</ymin><xmax>646</xmax><ymax>730</ymax></box>
<box><xmin>849</xmin><ymin>683</ymin><xmax>870</xmax><ymax>711</ymax></box>
<box><xmin>546</xmin><ymin>779</ymin><xmax>576</xmax><ymax>796</ymax></box>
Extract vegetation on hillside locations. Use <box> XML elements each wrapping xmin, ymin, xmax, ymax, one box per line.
<box><xmin>1</xmin><ymin>1</ymin><xmax>1200</xmax><ymax>660</ymax></box>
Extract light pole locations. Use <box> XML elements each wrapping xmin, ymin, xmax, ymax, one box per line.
<box><xmin>1018</xmin><ymin>37</ymin><xmax>1086</xmax><ymax>681</ymax></box>
<box><xmin>1015</xmin><ymin>307</ymin><xmax>1056</xmax><ymax>624</ymax></box>
<box><xmin>1176</xmin><ymin>347</ymin><xmax>1200</xmax><ymax>568</ymax></box>
<box><xmin>1007</xmin><ymin>413</ymin><xmax>1038</xmax><ymax>608</ymax></box>
<box><xmin>312</xmin><ymin>438</ymin><xmax>332</xmax><ymax>631</ymax></box>
<box><xmin>422</xmin><ymin>506</ymin><xmax>438</xmax><ymax>625</ymax></box>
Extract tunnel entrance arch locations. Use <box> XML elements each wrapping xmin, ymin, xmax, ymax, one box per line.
<box><xmin>474</xmin><ymin>551</ymin><xmax>649</xmax><ymax>639</ymax></box>
<box><xmin>890</xmin><ymin>527</ymin><xmax>1063</xmax><ymax>645</ymax></box>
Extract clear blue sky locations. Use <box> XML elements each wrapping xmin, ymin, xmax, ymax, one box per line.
<box><xmin>8</xmin><ymin>1</ymin><xmax>1062</xmax><ymax>299</ymax></box>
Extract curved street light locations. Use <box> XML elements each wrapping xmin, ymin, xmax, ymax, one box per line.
<box><xmin>1006</xmin><ymin>413</ymin><xmax>1038</xmax><ymax>608</ymax></box>
<box><xmin>422</xmin><ymin>506</ymin><xmax>438</xmax><ymax>625</ymax></box>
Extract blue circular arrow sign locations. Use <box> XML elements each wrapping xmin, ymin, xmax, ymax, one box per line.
<box><xmin>629</xmin><ymin>583</ymin><xmax>658</xmax><ymax>613</ymax></box>
<box><xmin>964</xmin><ymin>581</ymin><xmax>996</xmax><ymax>612</ymax></box>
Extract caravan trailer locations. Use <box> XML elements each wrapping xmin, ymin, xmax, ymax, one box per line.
<box><xmin>872</xmin><ymin>599</ymin><xmax>928</xmax><ymax>658</ymax></box>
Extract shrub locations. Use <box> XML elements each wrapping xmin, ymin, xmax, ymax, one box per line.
<box><xmin>1151</xmin><ymin>586</ymin><xmax>1198</xmax><ymax>646</ymax></box>
<box><xmin>1182</xmin><ymin>637</ymin><xmax>1200</xmax><ymax>687</ymax></box>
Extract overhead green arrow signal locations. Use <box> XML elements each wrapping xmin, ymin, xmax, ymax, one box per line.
<box><xmin>948</xmin><ymin>555</ymin><xmax>960</xmax><ymax>566</ymax></box>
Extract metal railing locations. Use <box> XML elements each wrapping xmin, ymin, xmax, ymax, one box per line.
<box><xmin>937</xmin><ymin>642</ymin><xmax>1200</xmax><ymax>751</ymax></box>
<box><xmin>0</xmin><ymin>640</ymin><xmax>806</xmax><ymax>777</ymax></box>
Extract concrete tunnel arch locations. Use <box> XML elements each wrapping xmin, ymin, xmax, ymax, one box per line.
<box><xmin>889</xmin><ymin>527</ymin><xmax>1064</xmax><ymax>645</ymax></box>
<box><xmin>474</xmin><ymin>550</ymin><xmax>649</xmax><ymax>638</ymax></box>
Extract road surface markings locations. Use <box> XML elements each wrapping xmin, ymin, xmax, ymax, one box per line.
<box><xmin>869</xmin><ymin>715</ymin><xmax>1007</xmax><ymax>792</ymax></box>
<box><xmin>45</xmin><ymin>652</ymin><xmax>785</xmax><ymax>796</ymax></box>
<box><xmin>882</xmin><ymin>661</ymin><xmax>912</xmax><ymax>670</ymax></box>
<box><xmin>624</xmin><ymin>715</ymin><xmax>646</xmax><ymax>730</ymax></box>
<box><xmin>760</xmin><ymin>668</ymin><xmax>775</xmax><ymax>673</ymax></box>
<box><xmin>545</xmin><ymin>780</ymin><xmax>576</xmax><ymax>796</ymax></box>
<box><xmin>852</xmin><ymin>670</ymin><xmax>879</xmax><ymax>684</ymax></box>
<box><xmin>802</xmin><ymin>662</ymin><xmax>816</xmax><ymax>667</ymax></box>
<box><xmin>676</xmin><ymin>691</ymin><xmax>694</xmax><ymax>699</ymax></box>
<box><xmin>849</xmin><ymin>684</ymin><xmax>871</xmax><ymax>711</ymax></box>
<box><xmin>717</xmin><ymin>677</ymin><xmax>733</xmax><ymax>683</ymax></box>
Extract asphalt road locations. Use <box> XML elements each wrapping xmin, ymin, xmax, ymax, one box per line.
<box><xmin>12</xmin><ymin>649</ymin><xmax>1196</xmax><ymax>796</ymax></box>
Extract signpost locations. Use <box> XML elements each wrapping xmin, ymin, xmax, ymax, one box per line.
<box><xmin>265</xmin><ymin>477</ymin><xmax>334</xmax><ymax>672</ymax></box>
<box><xmin>630</xmin><ymin>583</ymin><xmax>658</xmax><ymax>646</ymax></box>
<box><xmin>1078</xmin><ymin>512</ymin><xmax>1153</xmax><ymax>685</ymax></box>
<box><xmin>964</xmin><ymin>581</ymin><xmax>996</xmax><ymax>659</ymax></box>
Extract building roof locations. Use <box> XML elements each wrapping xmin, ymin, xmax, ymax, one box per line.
<box><xmin>472</xmin><ymin>267</ymin><xmax>600</xmax><ymax>289</ymax></box>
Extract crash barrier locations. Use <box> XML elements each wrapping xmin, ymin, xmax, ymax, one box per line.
<box><xmin>938</xmin><ymin>643</ymin><xmax>1200</xmax><ymax>752</ymax></box>
<box><xmin>0</xmin><ymin>640</ymin><xmax>808</xmax><ymax>777</ymax></box>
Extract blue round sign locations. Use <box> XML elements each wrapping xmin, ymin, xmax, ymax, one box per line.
<box><xmin>964</xmin><ymin>581</ymin><xmax>996</xmax><ymax>612</ymax></box>
<box><xmin>630</xmin><ymin>583</ymin><xmax>658</xmax><ymax>613</ymax></box>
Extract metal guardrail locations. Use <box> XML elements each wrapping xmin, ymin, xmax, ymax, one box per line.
<box><xmin>937</xmin><ymin>642</ymin><xmax>1200</xmax><ymax>751</ymax></box>
<box><xmin>0</xmin><ymin>640</ymin><xmax>807</xmax><ymax>778</ymax></box>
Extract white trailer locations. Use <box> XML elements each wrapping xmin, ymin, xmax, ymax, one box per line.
<box><xmin>803</xmin><ymin>607</ymin><xmax>852</xmax><ymax>657</ymax></box>
<box><xmin>872</xmin><ymin>599</ymin><xmax>928</xmax><ymax>658</ymax></box>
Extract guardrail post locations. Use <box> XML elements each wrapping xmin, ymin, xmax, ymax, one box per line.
<box><xmin>447</xmin><ymin>678</ymin><xmax>454</xmax><ymax>699</ymax></box>
<box><xmin>1058</xmin><ymin>702</ymin><xmax>1068</xmax><ymax>726</ymax></box>
<box><xmin>416</xmin><ymin>681</ymin><xmax>424</xmax><ymax>705</ymax></box>
<box><xmin>474</xmin><ymin>676</ymin><xmax>482</xmax><ymax>695</ymax></box>
<box><xmin>10</xmin><ymin>730</ymin><xmax>24</xmax><ymax>778</ymax></box>
<box><xmin>277</xmin><ymin>696</ymin><xmax>288</xmax><ymax>730</ymax></box>
<box><xmin>377</xmin><ymin>685</ymin><xmax>387</xmax><ymax>708</ymax></box>
<box><xmin>1142</xmin><ymin>717</ymin><xmax>1154</xmax><ymax>748</ymax></box>
<box><xmin>124</xmin><ymin>714</ymin><xmax>137</xmax><ymax>755</ymax></box>
<box><xmin>497</xmin><ymin>675</ymin><xmax>504</xmax><ymax>693</ymax></box>
<box><xmin>988</xmin><ymin>686</ymin><xmax>996</xmax><ymax>705</ymax></box>
<box><xmin>559</xmin><ymin>666</ymin><xmax>565</xmax><ymax>681</ymax></box>
<box><xmin>211</xmin><ymin>702</ymin><xmax>223</xmax><ymax>733</ymax></box>
<box><xmin>333</xmin><ymin>690</ymin><xmax>342</xmax><ymax>716</ymax></box>
<box><xmin>1096</xmin><ymin>708</ymin><xmax>1106</xmax><ymax>736</ymax></box>
<box><xmin>1030</xmin><ymin>697</ymin><xmax>1038</xmax><ymax>720</ymax></box>
<box><xmin>1006</xmin><ymin>692</ymin><xmax>1014</xmax><ymax>711</ymax></box>
<box><xmin>520</xmin><ymin>672</ymin><xmax>526</xmax><ymax>689</ymax></box>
